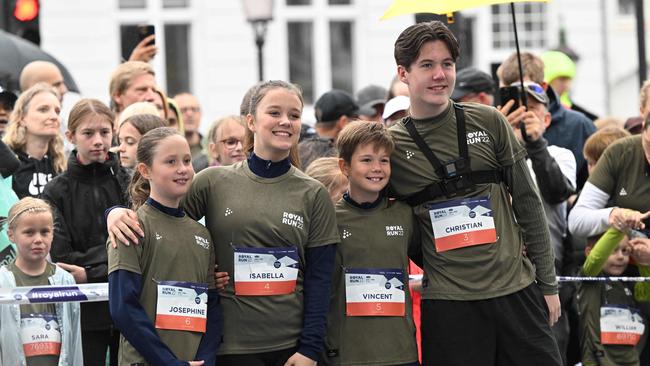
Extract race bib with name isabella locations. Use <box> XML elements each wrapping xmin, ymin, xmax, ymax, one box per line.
<box><xmin>234</xmin><ymin>246</ymin><xmax>299</xmax><ymax>296</ymax></box>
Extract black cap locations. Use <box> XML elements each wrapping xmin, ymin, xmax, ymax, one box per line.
<box><xmin>355</xmin><ymin>85</ymin><xmax>387</xmax><ymax>116</ymax></box>
<box><xmin>451</xmin><ymin>67</ymin><xmax>495</xmax><ymax>101</ymax></box>
<box><xmin>0</xmin><ymin>85</ymin><xmax>17</xmax><ymax>110</ymax></box>
<box><xmin>315</xmin><ymin>90</ymin><xmax>371</xmax><ymax>123</ymax></box>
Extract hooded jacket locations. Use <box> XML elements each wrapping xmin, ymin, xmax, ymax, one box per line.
<box><xmin>42</xmin><ymin>151</ymin><xmax>130</xmax><ymax>330</ymax></box>
<box><xmin>11</xmin><ymin>150</ymin><xmax>57</xmax><ymax>199</ymax></box>
<box><xmin>0</xmin><ymin>265</ymin><xmax>83</xmax><ymax>366</ymax></box>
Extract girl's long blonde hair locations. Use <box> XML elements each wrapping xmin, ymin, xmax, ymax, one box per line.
<box><xmin>3</xmin><ymin>83</ymin><xmax>66</xmax><ymax>173</ymax></box>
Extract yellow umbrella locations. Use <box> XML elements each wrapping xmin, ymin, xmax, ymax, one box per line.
<box><xmin>381</xmin><ymin>0</ymin><xmax>548</xmax><ymax>21</ymax></box>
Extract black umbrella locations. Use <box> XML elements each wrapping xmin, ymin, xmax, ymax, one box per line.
<box><xmin>0</xmin><ymin>29</ymin><xmax>80</xmax><ymax>93</ymax></box>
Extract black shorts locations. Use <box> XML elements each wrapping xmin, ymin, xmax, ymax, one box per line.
<box><xmin>421</xmin><ymin>283</ymin><xmax>562</xmax><ymax>366</ymax></box>
<box><xmin>216</xmin><ymin>347</ymin><xmax>297</xmax><ymax>366</ymax></box>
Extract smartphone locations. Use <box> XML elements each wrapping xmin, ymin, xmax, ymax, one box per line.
<box><xmin>498</xmin><ymin>86</ymin><xmax>521</xmax><ymax>111</ymax></box>
<box><xmin>136</xmin><ymin>25</ymin><xmax>155</xmax><ymax>46</ymax></box>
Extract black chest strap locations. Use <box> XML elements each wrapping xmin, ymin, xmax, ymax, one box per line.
<box><xmin>403</xmin><ymin>104</ymin><xmax>503</xmax><ymax>207</ymax></box>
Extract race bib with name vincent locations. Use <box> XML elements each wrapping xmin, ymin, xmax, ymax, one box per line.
<box><xmin>345</xmin><ymin>268</ymin><xmax>405</xmax><ymax>317</ymax></box>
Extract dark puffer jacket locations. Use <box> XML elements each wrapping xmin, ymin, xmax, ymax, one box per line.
<box><xmin>42</xmin><ymin>151</ymin><xmax>130</xmax><ymax>331</ymax></box>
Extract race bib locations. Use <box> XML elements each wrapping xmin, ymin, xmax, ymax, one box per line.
<box><xmin>20</xmin><ymin>313</ymin><xmax>61</xmax><ymax>357</ymax></box>
<box><xmin>600</xmin><ymin>305</ymin><xmax>645</xmax><ymax>346</ymax></box>
<box><xmin>155</xmin><ymin>281</ymin><xmax>208</xmax><ymax>333</ymax></box>
<box><xmin>428</xmin><ymin>197</ymin><xmax>497</xmax><ymax>252</ymax></box>
<box><xmin>345</xmin><ymin>268</ymin><xmax>405</xmax><ymax>317</ymax></box>
<box><xmin>234</xmin><ymin>246</ymin><xmax>299</xmax><ymax>296</ymax></box>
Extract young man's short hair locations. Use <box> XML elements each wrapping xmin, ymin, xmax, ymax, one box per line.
<box><xmin>394</xmin><ymin>21</ymin><xmax>460</xmax><ymax>70</ymax></box>
<box><xmin>336</xmin><ymin>120</ymin><xmax>395</xmax><ymax>164</ymax></box>
<box><xmin>500</xmin><ymin>52</ymin><xmax>545</xmax><ymax>85</ymax></box>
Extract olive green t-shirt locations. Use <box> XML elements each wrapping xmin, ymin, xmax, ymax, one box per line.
<box><xmin>588</xmin><ymin>135</ymin><xmax>650</xmax><ymax>213</ymax></box>
<box><xmin>322</xmin><ymin>198</ymin><xmax>418</xmax><ymax>366</ymax></box>
<box><xmin>107</xmin><ymin>203</ymin><xmax>215</xmax><ymax>365</ymax></box>
<box><xmin>389</xmin><ymin>102</ymin><xmax>538</xmax><ymax>301</ymax></box>
<box><xmin>183</xmin><ymin>161</ymin><xmax>339</xmax><ymax>354</ymax></box>
<box><xmin>8</xmin><ymin>262</ymin><xmax>58</xmax><ymax>366</ymax></box>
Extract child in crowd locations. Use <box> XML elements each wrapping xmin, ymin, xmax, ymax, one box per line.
<box><xmin>305</xmin><ymin>157</ymin><xmax>348</xmax><ymax>203</ymax></box>
<box><xmin>206</xmin><ymin>115</ymin><xmax>246</xmax><ymax>167</ymax></box>
<box><xmin>0</xmin><ymin>197</ymin><xmax>83</xmax><ymax>365</ymax></box>
<box><xmin>108</xmin><ymin>127</ymin><xmax>221</xmax><ymax>366</ymax></box>
<box><xmin>42</xmin><ymin>99</ymin><xmax>130</xmax><ymax>366</ymax></box>
<box><xmin>117</xmin><ymin>113</ymin><xmax>168</xmax><ymax>169</ymax></box>
<box><xmin>3</xmin><ymin>83</ymin><xmax>66</xmax><ymax>198</ymax></box>
<box><xmin>578</xmin><ymin>228</ymin><xmax>647</xmax><ymax>366</ymax></box>
<box><xmin>322</xmin><ymin>120</ymin><xmax>420</xmax><ymax>366</ymax></box>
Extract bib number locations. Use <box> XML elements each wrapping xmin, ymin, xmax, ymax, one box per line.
<box><xmin>155</xmin><ymin>281</ymin><xmax>208</xmax><ymax>333</ymax></box>
<box><xmin>234</xmin><ymin>246</ymin><xmax>299</xmax><ymax>296</ymax></box>
<box><xmin>600</xmin><ymin>305</ymin><xmax>645</xmax><ymax>346</ymax></box>
<box><xmin>345</xmin><ymin>268</ymin><xmax>405</xmax><ymax>317</ymax></box>
<box><xmin>428</xmin><ymin>197</ymin><xmax>496</xmax><ymax>252</ymax></box>
<box><xmin>20</xmin><ymin>313</ymin><xmax>61</xmax><ymax>357</ymax></box>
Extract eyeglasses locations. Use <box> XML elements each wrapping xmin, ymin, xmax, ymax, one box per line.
<box><xmin>180</xmin><ymin>106</ymin><xmax>201</xmax><ymax>113</ymax></box>
<box><xmin>219</xmin><ymin>138</ymin><xmax>243</xmax><ymax>149</ymax></box>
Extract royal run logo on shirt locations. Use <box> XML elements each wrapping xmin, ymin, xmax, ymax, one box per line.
<box><xmin>466</xmin><ymin>131</ymin><xmax>490</xmax><ymax>145</ymax></box>
<box><xmin>385</xmin><ymin>225</ymin><xmax>405</xmax><ymax>237</ymax></box>
<box><xmin>282</xmin><ymin>212</ymin><xmax>304</xmax><ymax>229</ymax></box>
<box><xmin>194</xmin><ymin>235</ymin><xmax>210</xmax><ymax>250</ymax></box>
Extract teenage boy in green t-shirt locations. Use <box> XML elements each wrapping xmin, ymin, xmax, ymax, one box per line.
<box><xmin>321</xmin><ymin>120</ymin><xmax>419</xmax><ymax>366</ymax></box>
<box><xmin>389</xmin><ymin>21</ymin><xmax>562</xmax><ymax>365</ymax></box>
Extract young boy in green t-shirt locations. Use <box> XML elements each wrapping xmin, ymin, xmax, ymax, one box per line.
<box><xmin>579</xmin><ymin>228</ymin><xmax>648</xmax><ymax>366</ymax></box>
<box><xmin>321</xmin><ymin>120</ymin><xmax>420</xmax><ymax>366</ymax></box>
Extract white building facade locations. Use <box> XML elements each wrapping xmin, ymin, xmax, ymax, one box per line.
<box><xmin>40</xmin><ymin>0</ymin><xmax>650</xmax><ymax>128</ymax></box>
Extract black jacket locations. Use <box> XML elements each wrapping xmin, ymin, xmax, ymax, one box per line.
<box><xmin>42</xmin><ymin>150</ymin><xmax>130</xmax><ymax>330</ymax></box>
<box><xmin>12</xmin><ymin>150</ymin><xmax>57</xmax><ymax>198</ymax></box>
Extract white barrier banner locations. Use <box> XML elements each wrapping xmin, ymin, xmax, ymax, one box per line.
<box><xmin>0</xmin><ymin>283</ymin><xmax>108</xmax><ymax>305</ymax></box>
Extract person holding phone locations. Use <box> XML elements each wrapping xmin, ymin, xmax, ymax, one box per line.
<box><xmin>129</xmin><ymin>25</ymin><xmax>157</xmax><ymax>63</ymax></box>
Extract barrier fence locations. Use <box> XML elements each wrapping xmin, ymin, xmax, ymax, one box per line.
<box><xmin>3</xmin><ymin>277</ymin><xmax>650</xmax><ymax>305</ymax></box>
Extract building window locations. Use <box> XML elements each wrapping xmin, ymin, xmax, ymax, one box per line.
<box><xmin>288</xmin><ymin>22</ymin><xmax>314</xmax><ymax>103</ymax></box>
<box><xmin>618</xmin><ymin>0</ymin><xmax>635</xmax><ymax>15</ymax></box>
<box><xmin>330</xmin><ymin>21</ymin><xmax>353</xmax><ymax>93</ymax></box>
<box><xmin>165</xmin><ymin>24</ymin><xmax>191</xmax><ymax>96</ymax></box>
<box><xmin>329</xmin><ymin>0</ymin><xmax>351</xmax><ymax>4</ymax></box>
<box><xmin>119</xmin><ymin>0</ymin><xmax>146</xmax><ymax>9</ymax></box>
<box><xmin>163</xmin><ymin>0</ymin><xmax>189</xmax><ymax>8</ymax></box>
<box><xmin>491</xmin><ymin>3</ymin><xmax>546</xmax><ymax>49</ymax></box>
<box><xmin>287</xmin><ymin>0</ymin><xmax>311</xmax><ymax>5</ymax></box>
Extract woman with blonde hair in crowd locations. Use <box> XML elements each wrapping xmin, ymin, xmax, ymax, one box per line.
<box><xmin>3</xmin><ymin>83</ymin><xmax>66</xmax><ymax>198</ymax></box>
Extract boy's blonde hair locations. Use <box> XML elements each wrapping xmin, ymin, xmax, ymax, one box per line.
<box><xmin>5</xmin><ymin>197</ymin><xmax>53</xmax><ymax>231</ymax></box>
<box><xmin>583</xmin><ymin>127</ymin><xmax>630</xmax><ymax>164</ymax></box>
<box><xmin>336</xmin><ymin>120</ymin><xmax>394</xmax><ymax>164</ymax></box>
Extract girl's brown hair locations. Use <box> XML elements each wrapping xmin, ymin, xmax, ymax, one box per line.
<box><xmin>305</xmin><ymin>157</ymin><xmax>348</xmax><ymax>199</ymax></box>
<box><xmin>128</xmin><ymin>127</ymin><xmax>183</xmax><ymax>210</ymax></box>
<box><xmin>3</xmin><ymin>83</ymin><xmax>66</xmax><ymax>173</ymax></box>
<box><xmin>5</xmin><ymin>197</ymin><xmax>53</xmax><ymax>232</ymax></box>
<box><xmin>67</xmin><ymin>99</ymin><xmax>115</xmax><ymax>133</ymax></box>
<box><xmin>243</xmin><ymin>80</ymin><xmax>303</xmax><ymax>167</ymax></box>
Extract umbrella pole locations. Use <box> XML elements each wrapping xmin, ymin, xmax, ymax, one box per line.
<box><xmin>510</xmin><ymin>2</ymin><xmax>528</xmax><ymax>109</ymax></box>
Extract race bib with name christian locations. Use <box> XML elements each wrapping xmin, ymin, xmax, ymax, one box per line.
<box><xmin>155</xmin><ymin>281</ymin><xmax>208</xmax><ymax>333</ymax></box>
<box><xmin>234</xmin><ymin>246</ymin><xmax>299</xmax><ymax>296</ymax></box>
<box><xmin>20</xmin><ymin>313</ymin><xmax>61</xmax><ymax>357</ymax></box>
<box><xmin>600</xmin><ymin>305</ymin><xmax>645</xmax><ymax>346</ymax></box>
<box><xmin>345</xmin><ymin>268</ymin><xmax>405</xmax><ymax>317</ymax></box>
<box><xmin>428</xmin><ymin>197</ymin><xmax>497</xmax><ymax>252</ymax></box>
